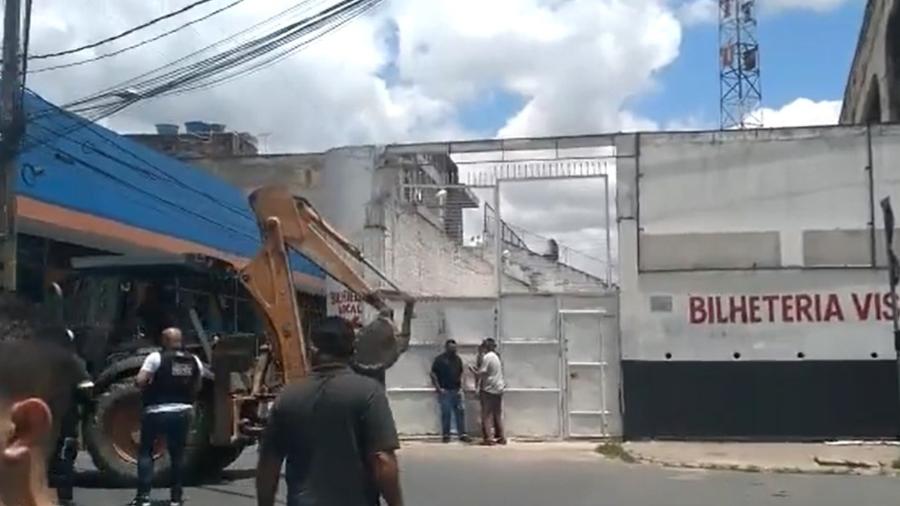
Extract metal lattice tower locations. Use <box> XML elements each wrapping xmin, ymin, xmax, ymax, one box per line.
<box><xmin>719</xmin><ymin>0</ymin><xmax>762</xmax><ymax>129</ymax></box>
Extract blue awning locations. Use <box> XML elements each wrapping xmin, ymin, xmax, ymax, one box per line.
<box><xmin>17</xmin><ymin>92</ymin><xmax>322</xmax><ymax>280</ymax></box>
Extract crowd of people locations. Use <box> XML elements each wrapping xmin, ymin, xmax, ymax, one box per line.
<box><xmin>0</xmin><ymin>290</ymin><xmax>508</xmax><ymax>506</ymax></box>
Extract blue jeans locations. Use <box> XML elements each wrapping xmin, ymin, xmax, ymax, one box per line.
<box><xmin>137</xmin><ymin>410</ymin><xmax>191</xmax><ymax>502</ymax></box>
<box><xmin>438</xmin><ymin>389</ymin><xmax>466</xmax><ymax>438</ymax></box>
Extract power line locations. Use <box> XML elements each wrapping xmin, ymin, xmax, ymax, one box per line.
<box><xmin>22</xmin><ymin>0</ymin><xmax>381</xmax><ymax>155</ymax></box>
<box><xmin>22</xmin><ymin>89</ymin><xmax>254</xmax><ymax>222</ymax></box>
<box><xmin>164</xmin><ymin>0</ymin><xmax>380</xmax><ymax>97</ymax></box>
<box><xmin>23</xmin><ymin>128</ymin><xmax>260</xmax><ymax>242</ymax></box>
<box><xmin>57</xmin><ymin>0</ymin><xmax>380</xmax><ymax>120</ymax></box>
<box><xmin>63</xmin><ymin>0</ymin><xmax>325</xmax><ymax>105</ymax></box>
<box><xmin>29</xmin><ymin>0</ymin><xmax>247</xmax><ymax>74</ymax></box>
<box><xmin>31</xmin><ymin>0</ymin><xmax>220</xmax><ymax>59</ymax></box>
<box><xmin>27</xmin><ymin>0</ymin><xmax>324</xmax><ymax>122</ymax></box>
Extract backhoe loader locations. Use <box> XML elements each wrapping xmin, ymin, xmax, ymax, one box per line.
<box><xmin>56</xmin><ymin>185</ymin><xmax>413</xmax><ymax>483</ymax></box>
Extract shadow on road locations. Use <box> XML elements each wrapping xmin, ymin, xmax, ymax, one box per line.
<box><xmin>73</xmin><ymin>467</ymin><xmax>259</xmax><ymax>489</ymax></box>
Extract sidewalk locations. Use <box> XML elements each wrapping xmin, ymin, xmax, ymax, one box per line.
<box><xmin>623</xmin><ymin>441</ymin><xmax>900</xmax><ymax>475</ymax></box>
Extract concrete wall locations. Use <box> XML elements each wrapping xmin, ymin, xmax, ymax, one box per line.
<box><xmin>617</xmin><ymin>124</ymin><xmax>900</xmax><ymax>362</ymax></box>
<box><xmin>503</xmin><ymin>248</ymin><xmax>605</xmax><ymax>292</ymax></box>
<box><xmin>194</xmin><ymin>148</ymin><xmax>606</xmax><ymax>301</ymax></box>
<box><xmin>191</xmin><ymin>153</ymin><xmax>324</xmax><ymax>200</ymax></box>
<box><xmin>384</xmin><ymin>206</ymin><xmax>497</xmax><ymax>297</ymax></box>
<box><xmin>193</xmin><ymin>148</ymin><xmax>501</xmax><ymax>300</ymax></box>
<box><xmin>617</xmin><ymin>125</ymin><xmax>900</xmax><ymax>437</ymax></box>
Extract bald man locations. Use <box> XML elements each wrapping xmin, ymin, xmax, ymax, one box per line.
<box><xmin>133</xmin><ymin>328</ymin><xmax>202</xmax><ymax>506</ymax></box>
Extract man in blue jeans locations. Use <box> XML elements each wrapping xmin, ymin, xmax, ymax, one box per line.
<box><xmin>430</xmin><ymin>339</ymin><xmax>470</xmax><ymax>443</ymax></box>
<box><xmin>133</xmin><ymin>327</ymin><xmax>202</xmax><ymax>506</ymax></box>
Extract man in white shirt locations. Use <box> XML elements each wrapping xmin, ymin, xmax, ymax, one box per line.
<box><xmin>132</xmin><ymin>328</ymin><xmax>202</xmax><ymax>506</ymax></box>
<box><xmin>472</xmin><ymin>338</ymin><xmax>506</xmax><ymax>445</ymax></box>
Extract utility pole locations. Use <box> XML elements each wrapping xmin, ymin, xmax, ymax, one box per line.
<box><xmin>0</xmin><ymin>0</ymin><xmax>23</xmax><ymax>291</ymax></box>
<box><xmin>880</xmin><ymin>197</ymin><xmax>900</xmax><ymax>434</ymax></box>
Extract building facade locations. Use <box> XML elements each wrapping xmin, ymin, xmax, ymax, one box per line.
<box><xmin>841</xmin><ymin>0</ymin><xmax>900</xmax><ymax>124</ymax></box>
<box><xmin>17</xmin><ymin>94</ymin><xmax>321</xmax><ymax>301</ymax></box>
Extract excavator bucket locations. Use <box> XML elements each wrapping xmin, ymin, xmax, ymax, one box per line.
<box><xmin>353</xmin><ymin>306</ymin><xmax>412</xmax><ymax>376</ymax></box>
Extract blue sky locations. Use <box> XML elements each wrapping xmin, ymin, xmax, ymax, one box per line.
<box><xmin>632</xmin><ymin>1</ymin><xmax>865</xmax><ymax>128</ymax></box>
<box><xmin>438</xmin><ymin>0</ymin><xmax>868</xmax><ymax>136</ymax></box>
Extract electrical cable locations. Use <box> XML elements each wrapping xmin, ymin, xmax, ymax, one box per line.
<box><xmin>22</xmin><ymin>89</ymin><xmax>254</xmax><ymax>221</ymax></box>
<box><xmin>163</xmin><ymin>0</ymin><xmax>380</xmax><ymax>97</ymax></box>
<box><xmin>93</xmin><ymin>0</ymin><xmax>360</xmax><ymax>97</ymax></box>
<box><xmin>62</xmin><ymin>0</ymin><xmax>324</xmax><ymax>107</ymax></box>
<box><xmin>29</xmin><ymin>0</ymin><xmax>247</xmax><ymax>74</ymax></box>
<box><xmin>25</xmin><ymin>0</ymin><xmax>325</xmax><ymax>128</ymax></box>
<box><xmin>56</xmin><ymin>0</ymin><xmax>380</xmax><ymax>119</ymax></box>
<box><xmin>23</xmin><ymin>0</ymin><xmax>381</xmax><ymax>156</ymax></box>
<box><xmin>31</xmin><ymin>0</ymin><xmax>220</xmax><ymax>59</ymax></box>
<box><xmin>23</xmin><ymin>128</ymin><xmax>259</xmax><ymax>241</ymax></box>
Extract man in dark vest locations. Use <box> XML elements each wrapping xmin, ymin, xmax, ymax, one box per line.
<box><xmin>132</xmin><ymin>327</ymin><xmax>202</xmax><ymax>506</ymax></box>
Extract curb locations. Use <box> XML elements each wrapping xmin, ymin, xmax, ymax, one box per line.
<box><xmin>625</xmin><ymin>454</ymin><xmax>895</xmax><ymax>476</ymax></box>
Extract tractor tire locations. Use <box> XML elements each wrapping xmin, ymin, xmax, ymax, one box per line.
<box><xmin>83</xmin><ymin>378</ymin><xmax>211</xmax><ymax>485</ymax></box>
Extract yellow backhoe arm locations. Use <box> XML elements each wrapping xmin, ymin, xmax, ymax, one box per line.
<box><xmin>237</xmin><ymin>185</ymin><xmax>414</xmax><ymax>385</ymax></box>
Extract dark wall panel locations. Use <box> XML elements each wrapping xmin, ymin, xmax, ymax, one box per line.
<box><xmin>623</xmin><ymin>360</ymin><xmax>899</xmax><ymax>439</ymax></box>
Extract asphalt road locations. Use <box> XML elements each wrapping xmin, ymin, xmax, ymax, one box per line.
<box><xmin>73</xmin><ymin>442</ymin><xmax>900</xmax><ymax>506</ymax></box>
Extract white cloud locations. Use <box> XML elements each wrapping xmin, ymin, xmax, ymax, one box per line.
<box><xmin>670</xmin><ymin>0</ymin><xmax>857</xmax><ymax>26</ymax></box>
<box><xmin>675</xmin><ymin>0</ymin><xmax>717</xmax><ymax>26</ymax></box>
<box><xmin>27</xmin><ymin>0</ymin><xmax>463</xmax><ymax>152</ymax></box>
<box><xmin>761</xmin><ymin>0</ymin><xmax>856</xmax><ymax>14</ymax></box>
<box><xmin>389</xmin><ymin>0</ymin><xmax>682</xmax><ymax>139</ymax></box>
<box><xmin>25</xmin><ymin>0</ymin><xmax>685</xmax><ymax>151</ymax></box>
<box><xmin>757</xmin><ymin>97</ymin><xmax>842</xmax><ymax>127</ymax></box>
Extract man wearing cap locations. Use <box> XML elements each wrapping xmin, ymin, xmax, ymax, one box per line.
<box><xmin>256</xmin><ymin>316</ymin><xmax>404</xmax><ymax>506</ymax></box>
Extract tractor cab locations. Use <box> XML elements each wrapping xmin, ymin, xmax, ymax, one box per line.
<box><xmin>61</xmin><ymin>253</ymin><xmax>260</xmax><ymax>376</ymax></box>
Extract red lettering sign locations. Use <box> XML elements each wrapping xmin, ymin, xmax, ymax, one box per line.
<box><xmin>329</xmin><ymin>290</ymin><xmax>364</xmax><ymax>327</ymax></box>
<box><xmin>687</xmin><ymin>291</ymin><xmax>890</xmax><ymax>324</ymax></box>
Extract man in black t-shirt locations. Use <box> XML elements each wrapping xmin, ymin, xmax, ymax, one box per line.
<box><xmin>430</xmin><ymin>339</ymin><xmax>469</xmax><ymax>443</ymax></box>
<box><xmin>256</xmin><ymin>316</ymin><xmax>403</xmax><ymax>506</ymax></box>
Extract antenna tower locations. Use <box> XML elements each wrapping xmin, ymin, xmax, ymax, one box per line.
<box><xmin>719</xmin><ymin>0</ymin><xmax>762</xmax><ymax>129</ymax></box>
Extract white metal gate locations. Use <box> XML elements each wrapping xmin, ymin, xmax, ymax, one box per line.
<box><xmin>499</xmin><ymin>294</ymin><xmax>563</xmax><ymax>438</ymax></box>
<box><xmin>386</xmin><ymin>293</ymin><xmax>620</xmax><ymax>439</ymax></box>
<box><xmin>560</xmin><ymin>294</ymin><xmax>621</xmax><ymax>437</ymax></box>
<box><xmin>386</xmin><ymin>298</ymin><xmax>495</xmax><ymax>437</ymax></box>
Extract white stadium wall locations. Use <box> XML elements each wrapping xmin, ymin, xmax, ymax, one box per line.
<box><xmin>617</xmin><ymin>125</ymin><xmax>900</xmax><ymax>439</ymax></box>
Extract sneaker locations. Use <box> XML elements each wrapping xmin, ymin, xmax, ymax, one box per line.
<box><xmin>459</xmin><ymin>435</ymin><xmax>472</xmax><ymax>443</ymax></box>
<box><xmin>441</xmin><ymin>436</ymin><xmax>451</xmax><ymax>443</ymax></box>
<box><xmin>496</xmin><ymin>437</ymin><xmax>508</xmax><ymax>445</ymax></box>
<box><xmin>170</xmin><ymin>501</ymin><xmax>183</xmax><ymax>506</ymax></box>
<box><xmin>129</xmin><ymin>497</ymin><xmax>151</xmax><ymax>506</ymax></box>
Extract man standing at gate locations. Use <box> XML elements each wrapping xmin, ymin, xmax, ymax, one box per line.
<box><xmin>472</xmin><ymin>338</ymin><xmax>506</xmax><ymax>445</ymax></box>
<box><xmin>133</xmin><ymin>327</ymin><xmax>202</xmax><ymax>506</ymax></box>
<box><xmin>430</xmin><ymin>339</ymin><xmax>470</xmax><ymax>443</ymax></box>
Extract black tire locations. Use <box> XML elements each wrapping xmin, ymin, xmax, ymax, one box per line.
<box><xmin>83</xmin><ymin>378</ymin><xmax>211</xmax><ymax>485</ymax></box>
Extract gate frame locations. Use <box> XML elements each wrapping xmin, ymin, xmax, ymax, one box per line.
<box><xmin>558</xmin><ymin>300</ymin><xmax>618</xmax><ymax>438</ymax></box>
<box><xmin>385</xmin><ymin>135</ymin><xmax>629</xmax><ymax>439</ymax></box>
